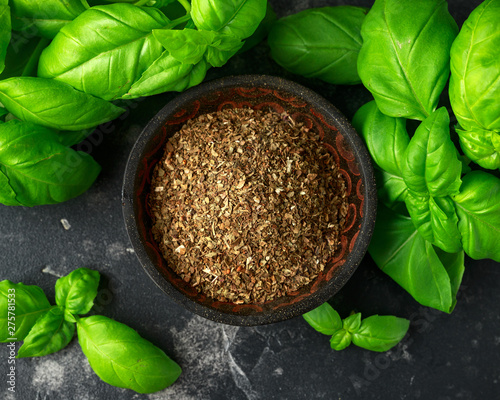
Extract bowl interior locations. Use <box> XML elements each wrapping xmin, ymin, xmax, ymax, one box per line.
<box><xmin>123</xmin><ymin>75</ymin><xmax>376</xmax><ymax>326</ymax></box>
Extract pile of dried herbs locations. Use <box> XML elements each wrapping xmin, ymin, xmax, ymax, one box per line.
<box><xmin>150</xmin><ymin>108</ymin><xmax>348</xmax><ymax>304</ymax></box>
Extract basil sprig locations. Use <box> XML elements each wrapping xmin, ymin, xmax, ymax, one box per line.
<box><xmin>0</xmin><ymin>268</ymin><xmax>181</xmax><ymax>394</ymax></box>
<box><xmin>304</xmin><ymin>303</ymin><xmax>410</xmax><ymax>353</ymax></box>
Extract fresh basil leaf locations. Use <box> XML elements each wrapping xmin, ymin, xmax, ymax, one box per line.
<box><xmin>376</xmin><ymin>169</ymin><xmax>408</xmax><ymax>208</ymax></box>
<box><xmin>405</xmin><ymin>193</ymin><xmax>462</xmax><ymax>253</ymax></box>
<box><xmin>205</xmin><ymin>34</ymin><xmax>244</xmax><ymax>67</ymax></box>
<box><xmin>10</xmin><ymin>0</ymin><xmax>86</xmax><ymax>39</ymax></box>
<box><xmin>38</xmin><ymin>3</ymin><xmax>170</xmax><ymax>100</ymax></box>
<box><xmin>0</xmin><ymin>281</ymin><xmax>52</xmax><ymax>342</ymax></box>
<box><xmin>456</xmin><ymin>128</ymin><xmax>500</xmax><ymax>170</ymax></box>
<box><xmin>268</xmin><ymin>6</ymin><xmax>367</xmax><ymax>85</ymax></box>
<box><xmin>0</xmin><ymin>107</ymin><xmax>7</xmax><ymax>121</ymax></box>
<box><xmin>17</xmin><ymin>307</ymin><xmax>74</xmax><ymax>358</ymax></box>
<box><xmin>352</xmin><ymin>315</ymin><xmax>409</xmax><ymax>352</ymax></box>
<box><xmin>0</xmin><ymin>77</ymin><xmax>124</xmax><ymax>131</ymax></box>
<box><xmin>358</xmin><ymin>0</ymin><xmax>458</xmax><ymax>120</ymax></box>
<box><xmin>369</xmin><ymin>202</ymin><xmax>457</xmax><ymax>312</ymax></box>
<box><xmin>0</xmin><ymin>0</ymin><xmax>10</xmax><ymax>74</ymax></box>
<box><xmin>449</xmin><ymin>0</ymin><xmax>500</xmax><ymax>132</ymax></box>
<box><xmin>238</xmin><ymin>1</ymin><xmax>276</xmax><ymax>54</ymax></box>
<box><xmin>452</xmin><ymin>171</ymin><xmax>500</xmax><ymax>262</ymax></box>
<box><xmin>0</xmin><ymin>120</ymin><xmax>101</xmax><ymax>206</ymax></box>
<box><xmin>330</xmin><ymin>329</ymin><xmax>351</xmax><ymax>351</ymax></box>
<box><xmin>343</xmin><ymin>313</ymin><xmax>362</xmax><ymax>333</ymax></box>
<box><xmin>191</xmin><ymin>0</ymin><xmax>266</xmax><ymax>40</ymax></box>
<box><xmin>435</xmin><ymin>248</ymin><xmax>464</xmax><ymax>312</ymax></box>
<box><xmin>402</xmin><ymin>108</ymin><xmax>462</xmax><ymax>197</ymax></box>
<box><xmin>303</xmin><ymin>302</ymin><xmax>342</xmax><ymax>336</ymax></box>
<box><xmin>122</xmin><ymin>52</ymin><xmax>208</xmax><ymax>99</ymax></box>
<box><xmin>77</xmin><ymin>315</ymin><xmax>182</xmax><ymax>394</ymax></box>
<box><xmin>0</xmin><ymin>35</ymin><xmax>49</xmax><ymax>80</ymax></box>
<box><xmin>56</xmin><ymin>129</ymin><xmax>92</xmax><ymax>147</ymax></box>
<box><xmin>55</xmin><ymin>268</ymin><xmax>100</xmax><ymax>319</ymax></box>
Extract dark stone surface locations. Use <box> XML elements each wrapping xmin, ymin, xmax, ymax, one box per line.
<box><xmin>1</xmin><ymin>1</ymin><xmax>499</xmax><ymax>399</ymax></box>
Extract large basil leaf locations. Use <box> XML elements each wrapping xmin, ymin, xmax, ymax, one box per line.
<box><xmin>55</xmin><ymin>268</ymin><xmax>100</xmax><ymax>320</ymax></box>
<box><xmin>17</xmin><ymin>307</ymin><xmax>75</xmax><ymax>358</ymax></box>
<box><xmin>38</xmin><ymin>3</ymin><xmax>169</xmax><ymax>100</ymax></box>
<box><xmin>352</xmin><ymin>315</ymin><xmax>409</xmax><ymax>352</ymax></box>
<box><xmin>0</xmin><ymin>77</ymin><xmax>124</xmax><ymax>131</ymax></box>
<box><xmin>77</xmin><ymin>315</ymin><xmax>182</xmax><ymax>394</ymax></box>
<box><xmin>0</xmin><ymin>120</ymin><xmax>101</xmax><ymax>206</ymax></box>
<box><xmin>0</xmin><ymin>36</ymin><xmax>49</xmax><ymax>80</ymax></box>
<box><xmin>0</xmin><ymin>0</ymin><xmax>10</xmax><ymax>74</ymax></box>
<box><xmin>369</xmin><ymin>202</ymin><xmax>464</xmax><ymax>313</ymax></box>
<box><xmin>449</xmin><ymin>0</ymin><xmax>500</xmax><ymax>132</ymax></box>
<box><xmin>358</xmin><ymin>0</ymin><xmax>458</xmax><ymax>120</ymax></box>
<box><xmin>0</xmin><ymin>281</ymin><xmax>52</xmax><ymax>342</ymax></box>
<box><xmin>122</xmin><ymin>52</ymin><xmax>208</xmax><ymax>99</ymax></box>
<box><xmin>10</xmin><ymin>0</ymin><xmax>86</xmax><ymax>39</ymax></box>
<box><xmin>303</xmin><ymin>302</ymin><xmax>342</xmax><ymax>336</ymax></box>
<box><xmin>405</xmin><ymin>193</ymin><xmax>462</xmax><ymax>253</ymax></box>
<box><xmin>452</xmin><ymin>171</ymin><xmax>500</xmax><ymax>262</ymax></box>
<box><xmin>191</xmin><ymin>0</ymin><xmax>266</xmax><ymax>39</ymax></box>
<box><xmin>457</xmin><ymin>128</ymin><xmax>500</xmax><ymax>170</ymax></box>
<box><xmin>402</xmin><ymin>108</ymin><xmax>462</xmax><ymax>197</ymax></box>
<box><xmin>268</xmin><ymin>6</ymin><xmax>367</xmax><ymax>85</ymax></box>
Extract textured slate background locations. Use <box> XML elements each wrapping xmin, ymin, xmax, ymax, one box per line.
<box><xmin>1</xmin><ymin>1</ymin><xmax>499</xmax><ymax>399</ymax></box>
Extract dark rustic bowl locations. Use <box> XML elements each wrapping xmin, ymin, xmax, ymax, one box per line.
<box><xmin>122</xmin><ymin>75</ymin><xmax>376</xmax><ymax>326</ymax></box>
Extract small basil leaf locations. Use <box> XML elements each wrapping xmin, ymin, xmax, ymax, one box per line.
<box><xmin>17</xmin><ymin>307</ymin><xmax>74</xmax><ymax>358</ymax></box>
<box><xmin>268</xmin><ymin>6</ymin><xmax>367</xmax><ymax>85</ymax></box>
<box><xmin>238</xmin><ymin>1</ymin><xmax>276</xmax><ymax>54</ymax></box>
<box><xmin>452</xmin><ymin>171</ymin><xmax>500</xmax><ymax>262</ymax></box>
<box><xmin>330</xmin><ymin>329</ymin><xmax>351</xmax><ymax>351</ymax></box>
<box><xmin>352</xmin><ymin>315</ymin><xmax>409</xmax><ymax>352</ymax></box>
<box><xmin>358</xmin><ymin>0</ymin><xmax>458</xmax><ymax>120</ymax></box>
<box><xmin>191</xmin><ymin>0</ymin><xmax>267</xmax><ymax>40</ymax></box>
<box><xmin>0</xmin><ymin>281</ymin><xmax>52</xmax><ymax>342</ymax></box>
<box><xmin>435</xmin><ymin>248</ymin><xmax>465</xmax><ymax>312</ymax></box>
<box><xmin>0</xmin><ymin>35</ymin><xmax>49</xmax><ymax>80</ymax></box>
<box><xmin>456</xmin><ymin>128</ymin><xmax>500</xmax><ymax>170</ymax></box>
<box><xmin>303</xmin><ymin>302</ymin><xmax>342</xmax><ymax>336</ymax></box>
<box><xmin>449</xmin><ymin>0</ymin><xmax>500</xmax><ymax>132</ymax></box>
<box><xmin>38</xmin><ymin>3</ymin><xmax>169</xmax><ymax>100</ymax></box>
<box><xmin>402</xmin><ymin>108</ymin><xmax>462</xmax><ymax>197</ymax></box>
<box><xmin>0</xmin><ymin>77</ymin><xmax>124</xmax><ymax>131</ymax></box>
<box><xmin>77</xmin><ymin>315</ymin><xmax>182</xmax><ymax>394</ymax></box>
<box><xmin>343</xmin><ymin>313</ymin><xmax>362</xmax><ymax>333</ymax></box>
<box><xmin>0</xmin><ymin>120</ymin><xmax>101</xmax><ymax>206</ymax></box>
<box><xmin>0</xmin><ymin>0</ymin><xmax>10</xmax><ymax>74</ymax></box>
<box><xmin>55</xmin><ymin>268</ymin><xmax>100</xmax><ymax>318</ymax></box>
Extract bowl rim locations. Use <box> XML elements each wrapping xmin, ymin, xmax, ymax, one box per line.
<box><xmin>122</xmin><ymin>74</ymin><xmax>377</xmax><ymax>326</ymax></box>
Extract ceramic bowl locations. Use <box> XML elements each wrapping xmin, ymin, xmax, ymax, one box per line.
<box><xmin>122</xmin><ymin>75</ymin><xmax>376</xmax><ymax>326</ymax></box>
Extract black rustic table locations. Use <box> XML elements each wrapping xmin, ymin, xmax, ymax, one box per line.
<box><xmin>1</xmin><ymin>1</ymin><xmax>498</xmax><ymax>399</ymax></box>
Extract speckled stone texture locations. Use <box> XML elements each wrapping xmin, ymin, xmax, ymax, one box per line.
<box><xmin>1</xmin><ymin>1</ymin><xmax>499</xmax><ymax>399</ymax></box>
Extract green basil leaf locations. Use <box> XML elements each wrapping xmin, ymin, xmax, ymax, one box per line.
<box><xmin>268</xmin><ymin>6</ymin><xmax>367</xmax><ymax>85</ymax></box>
<box><xmin>0</xmin><ymin>35</ymin><xmax>49</xmax><ymax>80</ymax></box>
<box><xmin>402</xmin><ymin>108</ymin><xmax>462</xmax><ymax>197</ymax></box>
<box><xmin>369</xmin><ymin>202</ymin><xmax>456</xmax><ymax>312</ymax></box>
<box><xmin>434</xmin><ymin>248</ymin><xmax>465</xmax><ymax>312</ymax></box>
<box><xmin>405</xmin><ymin>193</ymin><xmax>462</xmax><ymax>253</ymax></box>
<box><xmin>55</xmin><ymin>268</ymin><xmax>100</xmax><ymax>318</ymax></box>
<box><xmin>238</xmin><ymin>1</ymin><xmax>276</xmax><ymax>54</ymax></box>
<box><xmin>55</xmin><ymin>129</ymin><xmax>92</xmax><ymax>147</ymax></box>
<box><xmin>376</xmin><ymin>169</ymin><xmax>408</xmax><ymax>208</ymax></box>
<box><xmin>0</xmin><ymin>120</ymin><xmax>101</xmax><ymax>206</ymax></box>
<box><xmin>205</xmin><ymin>34</ymin><xmax>244</xmax><ymax>67</ymax></box>
<box><xmin>10</xmin><ymin>0</ymin><xmax>86</xmax><ymax>39</ymax></box>
<box><xmin>330</xmin><ymin>329</ymin><xmax>351</xmax><ymax>351</ymax></box>
<box><xmin>17</xmin><ymin>307</ymin><xmax>74</xmax><ymax>358</ymax></box>
<box><xmin>353</xmin><ymin>100</ymin><xmax>409</xmax><ymax>176</ymax></box>
<box><xmin>343</xmin><ymin>313</ymin><xmax>362</xmax><ymax>333</ymax></box>
<box><xmin>358</xmin><ymin>0</ymin><xmax>458</xmax><ymax>120</ymax></box>
<box><xmin>0</xmin><ymin>107</ymin><xmax>7</xmax><ymax>121</ymax></box>
<box><xmin>452</xmin><ymin>170</ymin><xmax>500</xmax><ymax>262</ymax></box>
<box><xmin>456</xmin><ymin>128</ymin><xmax>500</xmax><ymax>170</ymax></box>
<box><xmin>0</xmin><ymin>0</ymin><xmax>10</xmax><ymax>74</ymax></box>
<box><xmin>38</xmin><ymin>3</ymin><xmax>169</xmax><ymax>100</ymax></box>
<box><xmin>352</xmin><ymin>315</ymin><xmax>409</xmax><ymax>352</ymax></box>
<box><xmin>0</xmin><ymin>280</ymin><xmax>52</xmax><ymax>342</ymax></box>
<box><xmin>0</xmin><ymin>77</ymin><xmax>124</xmax><ymax>131</ymax></box>
<box><xmin>191</xmin><ymin>0</ymin><xmax>266</xmax><ymax>39</ymax></box>
<box><xmin>449</xmin><ymin>0</ymin><xmax>500</xmax><ymax>132</ymax></box>
<box><xmin>122</xmin><ymin>51</ymin><xmax>208</xmax><ymax>99</ymax></box>
<box><xmin>303</xmin><ymin>302</ymin><xmax>342</xmax><ymax>336</ymax></box>
<box><xmin>77</xmin><ymin>315</ymin><xmax>182</xmax><ymax>394</ymax></box>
